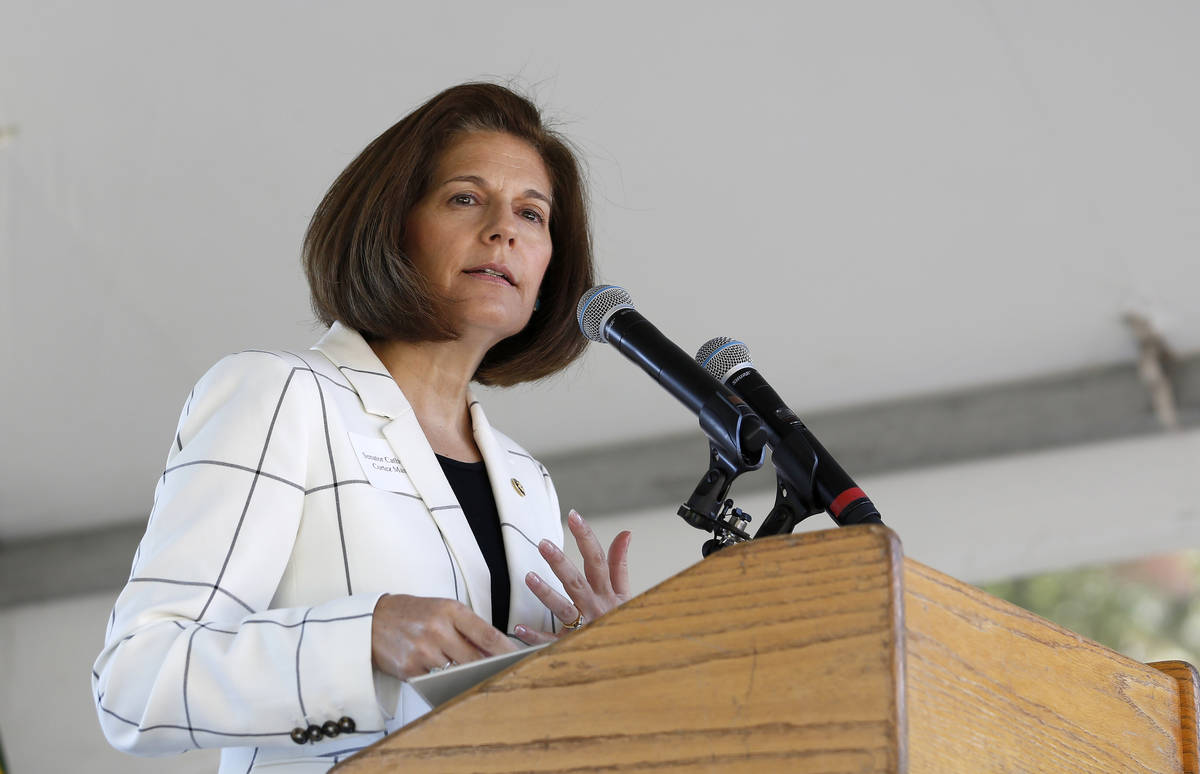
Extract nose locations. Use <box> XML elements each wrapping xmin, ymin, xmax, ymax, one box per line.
<box><xmin>482</xmin><ymin>206</ymin><xmax>518</xmax><ymax>248</ymax></box>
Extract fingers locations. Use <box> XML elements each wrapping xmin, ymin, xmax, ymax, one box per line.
<box><xmin>512</xmin><ymin>624</ymin><xmax>557</xmax><ymax>646</ymax></box>
<box><xmin>567</xmin><ymin>509</ymin><xmax>612</xmax><ymax>592</ymax></box>
<box><xmin>371</xmin><ymin>594</ymin><xmax>514</xmax><ymax>680</ymax></box>
<box><xmin>450</xmin><ymin>603</ymin><xmax>519</xmax><ymax>657</ymax></box>
<box><xmin>436</xmin><ymin>625</ymin><xmax>488</xmax><ymax>667</ymax></box>
<box><xmin>536</xmin><ymin>510</ymin><xmax>635</xmax><ymax>627</ymax></box>
<box><xmin>525</xmin><ymin>570</ymin><xmax>580</xmax><ymax>624</ymax></box>
<box><xmin>538</xmin><ymin>535</ymin><xmax>594</xmax><ymax>613</ymax></box>
<box><xmin>608</xmin><ymin>530</ymin><xmax>633</xmax><ymax>598</ymax></box>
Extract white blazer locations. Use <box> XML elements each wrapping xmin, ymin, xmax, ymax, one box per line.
<box><xmin>93</xmin><ymin>322</ymin><xmax>568</xmax><ymax>773</ymax></box>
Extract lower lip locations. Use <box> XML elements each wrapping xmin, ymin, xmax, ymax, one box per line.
<box><xmin>465</xmin><ymin>272</ymin><xmax>514</xmax><ymax>287</ymax></box>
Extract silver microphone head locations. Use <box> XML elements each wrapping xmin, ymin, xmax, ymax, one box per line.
<box><xmin>576</xmin><ymin>285</ymin><xmax>635</xmax><ymax>343</ymax></box>
<box><xmin>695</xmin><ymin>337</ymin><xmax>754</xmax><ymax>384</ymax></box>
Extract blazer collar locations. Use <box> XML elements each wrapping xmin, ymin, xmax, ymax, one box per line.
<box><xmin>310</xmin><ymin>321</ymin><xmax>409</xmax><ymax>420</ymax></box>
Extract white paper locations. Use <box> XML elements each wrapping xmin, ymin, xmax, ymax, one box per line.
<box><xmin>406</xmin><ymin>643</ymin><xmax>550</xmax><ymax>709</ymax></box>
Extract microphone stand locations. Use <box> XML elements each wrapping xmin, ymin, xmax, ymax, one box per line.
<box><xmin>678</xmin><ymin>441</ymin><xmax>760</xmax><ymax>557</ymax></box>
<box><xmin>767</xmin><ymin>430</ymin><xmax>884</xmax><ymax>530</ymax></box>
<box><xmin>679</xmin><ymin>426</ymin><xmax>883</xmax><ymax>557</ymax></box>
<box><xmin>675</xmin><ymin>392</ymin><xmax>767</xmax><ymax>556</ymax></box>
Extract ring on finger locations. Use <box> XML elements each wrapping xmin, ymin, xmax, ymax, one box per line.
<box><xmin>428</xmin><ymin>660</ymin><xmax>455</xmax><ymax>673</ymax></box>
<box><xmin>563</xmin><ymin>611</ymin><xmax>585</xmax><ymax>631</ymax></box>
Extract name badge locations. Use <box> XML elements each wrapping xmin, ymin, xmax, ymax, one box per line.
<box><xmin>348</xmin><ymin>433</ymin><xmax>414</xmax><ymax>494</ymax></box>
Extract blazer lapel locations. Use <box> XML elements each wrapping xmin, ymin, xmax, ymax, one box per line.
<box><xmin>311</xmin><ymin>323</ymin><xmax>492</xmax><ymax>621</ymax></box>
<box><xmin>469</xmin><ymin>395</ymin><xmax>545</xmax><ymax>628</ymax></box>
<box><xmin>381</xmin><ymin>415</ymin><xmax>491</xmax><ymax>621</ymax></box>
<box><xmin>311</xmin><ymin>322</ymin><xmax>412</xmax><ymax>420</ymax></box>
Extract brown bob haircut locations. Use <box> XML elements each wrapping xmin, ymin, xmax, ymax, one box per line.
<box><xmin>303</xmin><ymin>82</ymin><xmax>594</xmax><ymax>387</ymax></box>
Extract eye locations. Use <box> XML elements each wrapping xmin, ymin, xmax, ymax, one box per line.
<box><xmin>450</xmin><ymin>192</ymin><xmax>478</xmax><ymax>206</ymax></box>
<box><xmin>521</xmin><ymin>208</ymin><xmax>546</xmax><ymax>225</ymax></box>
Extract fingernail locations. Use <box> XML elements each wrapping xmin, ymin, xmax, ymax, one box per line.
<box><xmin>568</xmin><ymin>509</ymin><xmax>582</xmax><ymax>525</ymax></box>
<box><xmin>539</xmin><ymin>539</ymin><xmax>560</xmax><ymax>556</ymax></box>
<box><xmin>514</xmin><ymin>625</ymin><xmax>528</xmax><ymax>635</ymax></box>
<box><xmin>526</xmin><ymin>571</ymin><xmax>542</xmax><ymax>586</ymax></box>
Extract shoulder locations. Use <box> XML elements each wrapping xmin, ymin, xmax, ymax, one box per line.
<box><xmin>177</xmin><ymin>349</ymin><xmax>333</xmax><ymax>438</ymax></box>
<box><xmin>191</xmin><ymin>348</ymin><xmax>342</xmax><ymax>400</ymax></box>
<box><xmin>188</xmin><ymin>350</ymin><xmax>304</xmax><ymax>407</ymax></box>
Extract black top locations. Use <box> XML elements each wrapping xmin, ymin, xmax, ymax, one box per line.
<box><xmin>435</xmin><ymin>454</ymin><xmax>510</xmax><ymax>633</ymax></box>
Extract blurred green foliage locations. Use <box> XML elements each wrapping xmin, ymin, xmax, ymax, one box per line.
<box><xmin>983</xmin><ymin>551</ymin><xmax>1200</xmax><ymax>664</ymax></box>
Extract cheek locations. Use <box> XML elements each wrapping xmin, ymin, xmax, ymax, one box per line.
<box><xmin>530</xmin><ymin>244</ymin><xmax>553</xmax><ymax>289</ymax></box>
<box><xmin>406</xmin><ymin>227</ymin><xmax>454</xmax><ymax>280</ymax></box>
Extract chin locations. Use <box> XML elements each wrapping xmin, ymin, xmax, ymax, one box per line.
<box><xmin>458</xmin><ymin>309</ymin><xmax>532</xmax><ymax>343</ymax></box>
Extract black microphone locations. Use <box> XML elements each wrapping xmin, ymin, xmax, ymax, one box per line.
<box><xmin>577</xmin><ymin>286</ymin><xmax>766</xmax><ymax>465</ymax></box>
<box><xmin>696</xmin><ymin>337</ymin><xmax>882</xmax><ymax>526</ymax></box>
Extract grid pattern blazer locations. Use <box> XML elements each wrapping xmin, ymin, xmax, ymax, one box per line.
<box><xmin>92</xmin><ymin>322</ymin><xmax>568</xmax><ymax>773</ymax></box>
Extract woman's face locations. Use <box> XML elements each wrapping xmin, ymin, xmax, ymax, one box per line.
<box><xmin>404</xmin><ymin>131</ymin><xmax>554</xmax><ymax>346</ymax></box>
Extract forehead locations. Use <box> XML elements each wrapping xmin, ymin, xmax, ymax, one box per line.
<box><xmin>433</xmin><ymin>132</ymin><xmax>552</xmax><ymax>194</ymax></box>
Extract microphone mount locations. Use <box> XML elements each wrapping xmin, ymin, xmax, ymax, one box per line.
<box><xmin>677</xmin><ymin>440</ymin><xmax>758</xmax><ymax>556</ymax></box>
<box><xmin>676</xmin><ymin>389</ymin><xmax>768</xmax><ymax>553</ymax></box>
<box><xmin>676</xmin><ymin>443</ymin><xmax>826</xmax><ymax>556</ymax></box>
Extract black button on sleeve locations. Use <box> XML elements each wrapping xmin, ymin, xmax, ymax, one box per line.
<box><xmin>290</xmin><ymin>727</ymin><xmax>308</xmax><ymax>745</ymax></box>
<box><xmin>322</xmin><ymin>720</ymin><xmax>341</xmax><ymax>738</ymax></box>
<box><xmin>338</xmin><ymin>716</ymin><xmax>356</xmax><ymax>734</ymax></box>
<box><xmin>306</xmin><ymin>724</ymin><xmax>324</xmax><ymax>742</ymax></box>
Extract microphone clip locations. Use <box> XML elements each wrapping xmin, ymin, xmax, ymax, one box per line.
<box><xmin>677</xmin><ymin>440</ymin><xmax>760</xmax><ymax>556</ymax></box>
<box><xmin>753</xmin><ymin>474</ymin><xmax>824</xmax><ymax>539</ymax></box>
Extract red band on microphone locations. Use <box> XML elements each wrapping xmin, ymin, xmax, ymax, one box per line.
<box><xmin>829</xmin><ymin>487</ymin><xmax>867</xmax><ymax>518</ymax></box>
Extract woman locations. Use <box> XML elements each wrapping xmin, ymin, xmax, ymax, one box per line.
<box><xmin>93</xmin><ymin>82</ymin><xmax>632</xmax><ymax>773</ymax></box>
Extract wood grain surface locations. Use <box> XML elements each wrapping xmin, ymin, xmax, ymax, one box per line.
<box><xmin>905</xmin><ymin>559</ymin><xmax>1185</xmax><ymax>773</ymax></box>
<box><xmin>1151</xmin><ymin>660</ymin><xmax>1200</xmax><ymax>774</ymax></box>
<box><xmin>337</xmin><ymin>526</ymin><xmax>1195</xmax><ymax>773</ymax></box>
<box><xmin>336</xmin><ymin>526</ymin><xmax>906</xmax><ymax>773</ymax></box>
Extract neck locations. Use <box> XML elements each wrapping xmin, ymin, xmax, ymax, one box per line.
<box><xmin>368</xmin><ymin>336</ymin><xmax>490</xmax><ymax>462</ymax></box>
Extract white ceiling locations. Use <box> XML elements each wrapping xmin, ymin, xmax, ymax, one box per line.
<box><xmin>2</xmin><ymin>1</ymin><xmax>1197</xmax><ymax>538</ymax></box>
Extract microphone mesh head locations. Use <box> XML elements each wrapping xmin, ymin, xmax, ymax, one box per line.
<box><xmin>576</xmin><ymin>285</ymin><xmax>634</xmax><ymax>342</ymax></box>
<box><xmin>695</xmin><ymin>336</ymin><xmax>753</xmax><ymax>383</ymax></box>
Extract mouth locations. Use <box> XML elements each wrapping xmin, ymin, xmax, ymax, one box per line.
<box><xmin>464</xmin><ymin>266</ymin><xmax>516</xmax><ymax>286</ymax></box>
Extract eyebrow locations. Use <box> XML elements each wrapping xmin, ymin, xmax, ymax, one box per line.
<box><xmin>442</xmin><ymin>175</ymin><xmax>552</xmax><ymax>207</ymax></box>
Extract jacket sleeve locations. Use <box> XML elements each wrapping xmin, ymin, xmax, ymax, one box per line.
<box><xmin>92</xmin><ymin>351</ymin><xmax>387</xmax><ymax>755</ymax></box>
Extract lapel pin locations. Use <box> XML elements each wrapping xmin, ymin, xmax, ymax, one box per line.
<box><xmin>510</xmin><ymin>478</ymin><xmax>526</xmax><ymax>497</ymax></box>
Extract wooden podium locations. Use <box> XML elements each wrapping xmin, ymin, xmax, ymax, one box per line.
<box><xmin>334</xmin><ymin>525</ymin><xmax>1199</xmax><ymax>773</ymax></box>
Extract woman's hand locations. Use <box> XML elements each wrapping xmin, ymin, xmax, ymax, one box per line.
<box><xmin>371</xmin><ymin>594</ymin><xmax>517</xmax><ymax>680</ymax></box>
<box><xmin>514</xmin><ymin>509</ymin><xmax>633</xmax><ymax>644</ymax></box>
